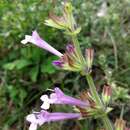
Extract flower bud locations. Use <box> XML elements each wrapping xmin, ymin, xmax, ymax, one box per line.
<box><xmin>115</xmin><ymin>118</ymin><xmax>126</xmax><ymax>130</ymax></box>
<box><xmin>102</xmin><ymin>85</ymin><xmax>112</xmax><ymax>105</ymax></box>
<box><xmin>64</xmin><ymin>2</ymin><xmax>73</xmax><ymax>15</ymax></box>
<box><xmin>45</xmin><ymin>13</ymin><xmax>69</xmax><ymax>30</ymax></box>
<box><xmin>85</xmin><ymin>48</ymin><xmax>94</xmax><ymax>73</ymax></box>
<box><xmin>44</xmin><ymin>2</ymin><xmax>81</xmax><ymax>36</ymax></box>
<box><xmin>44</xmin><ymin>2</ymin><xmax>74</xmax><ymax>31</ymax></box>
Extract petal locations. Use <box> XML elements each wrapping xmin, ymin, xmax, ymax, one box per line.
<box><xmin>50</xmin><ymin>93</ymin><xmax>60</xmax><ymax>103</ymax></box>
<box><xmin>61</xmin><ymin>95</ymin><xmax>89</xmax><ymax>108</ymax></box>
<box><xmin>21</xmin><ymin>39</ymin><xmax>27</xmax><ymax>44</ymax></box>
<box><xmin>66</xmin><ymin>44</ymin><xmax>75</xmax><ymax>53</ymax></box>
<box><xmin>41</xmin><ymin>102</ymin><xmax>50</xmax><ymax>110</ymax></box>
<box><xmin>39</xmin><ymin>110</ymin><xmax>81</xmax><ymax>123</ymax></box>
<box><xmin>54</xmin><ymin>87</ymin><xmax>64</xmax><ymax>96</ymax></box>
<box><xmin>21</xmin><ymin>35</ymin><xmax>32</xmax><ymax>44</ymax></box>
<box><xmin>40</xmin><ymin>95</ymin><xmax>51</xmax><ymax>109</ymax></box>
<box><xmin>26</xmin><ymin>114</ymin><xmax>36</xmax><ymax>123</ymax></box>
<box><xmin>48</xmin><ymin>112</ymin><xmax>81</xmax><ymax>122</ymax></box>
<box><xmin>40</xmin><ymin>95</ymin><xmax>49</xmax><ymax>102</ymax></box>
<box><xmin>32</xmin><ymin>31</ymin><xmax>40</xmax><ymax>40</ymax></box>
<box><xmin>31</xmin><ymin>31</ymin><xmax>63</xmax><ymax>57</ymax></box>
<box><xmin>52</xmin><ymin>60</ymin><xmax>63</xmax><ymax>68</ymax></box>
<box><xmin>29</xmin><ymin>123</ymin><xmax>37</xmax><ymax>130</ymax></box>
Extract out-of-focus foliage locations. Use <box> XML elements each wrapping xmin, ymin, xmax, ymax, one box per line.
<box><xmin>0</xmin><ymin>0</ymin><xmax>130</xmax><ymax>130</ymax></box>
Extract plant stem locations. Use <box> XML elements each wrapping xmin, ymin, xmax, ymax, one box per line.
<box><xmin>86</xmin><ymin>74</ymin><xmax>103</xmax><ymax>107</ymax></box>
<box><xmin>102</xmin><ymin>115</ymin><xmax>114</xmax><ymax>130</ymax></box>
<box><xmin>86</xmin><ymin>74</ymin><xmax>114</xmax><ymax>130</ymax></box>
<box><xmin>107</xmin><ymin>28</ymin><xmax>118</xmax><ymax>71</ymax></box>
<box><xmin>72</xmin><ymin>35</ymin><xmax>85</xmax><ymax>63</ymax></box>
<box><xmin>70</xmin><ymin>22</ymin><xmax>114</xmax><ymax>130</ymax></box>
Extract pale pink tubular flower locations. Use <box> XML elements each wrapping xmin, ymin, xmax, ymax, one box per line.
<box><xmin>40</xmin><ymin>87</ymin><xmax>89</xmax><ymax>110</ymax></box>
<box><xmin>26</xmin><ymin>110</ymin><xmax>81</xmax><ymax>130</ymax></box>
<box><xmin>21</xmin><ymin>30</ymin><xmax>63</xmax><ymax>57</ymax></box>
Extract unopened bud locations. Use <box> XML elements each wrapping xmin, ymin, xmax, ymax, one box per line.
<box><xmin>85</xmin><ymin>48</ymin><xmax>94</xmax><ymax>73</ymax></box>
<box><xmin>102</xmin><ymin>85</ymin><xmax>112</xmax><ymax>105</ymax></box>
<box><xmin>115</xmin><ymin>118</ymin><xmax>126</xmax><ymax>130</ymax></box>
<box><xmin>64</xmin><ymin>2</ymin><xmax>73</xmax><ymax>14</ymax></box>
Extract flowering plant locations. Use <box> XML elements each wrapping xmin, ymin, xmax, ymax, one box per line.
<box><xmin>21</xmin><ymin>2</ymin><xmax>130</xmax><ymax>130</ymax></box>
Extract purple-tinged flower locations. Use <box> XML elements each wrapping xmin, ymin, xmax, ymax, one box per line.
<box><xmin>21</xmin><ymin>31</ymin><xmax>85</xmax><ymax>72</ymax></box>
<box><xmin>52</xmin><ymin>60</ymin><xmax>63</xmax><ymax>68</ymax></box>
<box><xmin>66</xmin><ymin>44</ymin><xmax>75</xmax><ymax>54</ymax></box>
<box><xmin>21</xmin><ymin>30</ymin><xmax>63</xmax><ymax>57</ymax></box>
<box><xmin>40</xmin><ymin>87</ymin><xmax>89</xmax><ymax>110</ymax></box>
<box><xmin>52</xmin><ymin>44</ymin><xmax>82</xmax><ymax>71</ymax></box>
<box><xmin>52</xmin><ymin>54</ymin><xmax>69</xmax><ymax>69</ymax></box>
<box><xmin>26</xmin><ymin>110</ymin><xmax>81</xmax><ymax>130</ymax></box>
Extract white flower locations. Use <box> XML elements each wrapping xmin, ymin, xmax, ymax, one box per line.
<box><xmin>40</xmin><ymin>95</ymin><xmax>51</xmax><ymax>110</ymax></box>
<box><xmin>21</xmin><ymin>35</ymin><xmax>34</xmax><ymax>44</ymax></box>
<box><xmin>26</xmin><ymin>114</ymin><xmax>38</xmax><ymax>130</ymax></box>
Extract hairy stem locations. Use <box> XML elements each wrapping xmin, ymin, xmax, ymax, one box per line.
<box><xmin>86</xmin><ymin>74</ymin><xmax>103</xmax><ymax>107</ymax></box>
<box><xmin>70</xmin><ymin>23</ymin><xmax>114</xmax><ymax>130</ymax></box>
<box><xmin>107</xmin><ymin>29</ymin><xmax>118</xmax><ymax>70</ymax></box>
<box><xmin>86</xmin><ymin>74</ymin><xmax>114</xmax><ymax>130</ymax></box>
<box><xmin>72</xmin><ymin>35</ymin><xmax>85</xmax><ymax>64</ymax></box>
<box><xmin>102</xmin><ymin>115</ymin><xmax>114</xmax><ymax>130</ymax></box>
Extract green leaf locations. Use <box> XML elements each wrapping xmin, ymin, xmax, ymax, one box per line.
<box><xmin>41</xmin><ymin>56</ymin><xmax>57</xmax><ymax>74</ymax></box>
<box><xmin>3</xmin><ymin>62</ymin><xmax>16</xmax><ymax>70</ymax></box>
<box><xmin>15</xmin><ymin>59</ymin><xmax>32</xmax><ymax>69</ymax></box>
<box><xmin>19</xmin><ymin>89</ymin><xmax>27</xmax><ymax>105</ymax></box>
<box><xmin>29</xmin><ymin>66</ymin><xmax>39</xmax><ymax>82</ymax></box>
<box><xmin>3</xmin><ymin>59</ymin><xmax>32</xmax><ymax>70</ymax></box>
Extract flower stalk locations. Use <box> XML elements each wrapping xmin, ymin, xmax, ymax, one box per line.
<box><xmin>71</xmin><ymin>35</ymin><xmax>85</xmax><ymax>64</ymax></box>
<box><xmin>71</xmin><ymin>24</ymin><xmax>114</xmax><ymax>130</ymax></box>
<box><xmin>103</xmin><ymin>115</ymin><xmax>114</xmax><ymax>130</ymax></box>
<box><xmin>86</xmin><ymin>74</ymin><xmax>114</xmax><ymax>130</ymax></box>
<box><xmin>86</xmin><ymin>74</ymin><xmax>103</xmax><ymax>107</ymax></box>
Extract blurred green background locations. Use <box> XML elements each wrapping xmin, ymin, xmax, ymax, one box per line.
<box><xmin>0</xmin><ymin>0</ymin><xmax>130</xmax><ymax>130</ymax></box>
